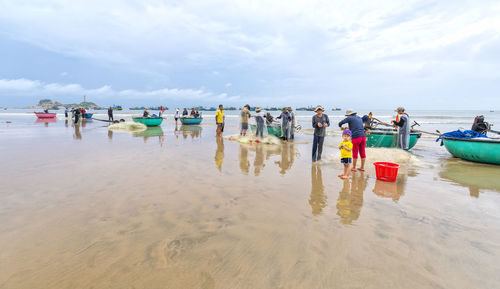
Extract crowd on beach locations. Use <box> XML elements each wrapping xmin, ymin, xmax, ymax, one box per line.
<box><xmin>214</xmin><ymin>104</ymin><xmax>411</xmax><ymax>180</ymax></box>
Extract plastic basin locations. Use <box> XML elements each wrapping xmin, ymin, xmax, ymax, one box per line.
<box><xmin>373</xmin><ymin>162</ymin><xmax>400</xmax><ymax>182</ymax></box>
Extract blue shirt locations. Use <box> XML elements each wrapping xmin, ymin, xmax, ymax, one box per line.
<box><xmin>338</xmin><ymin>115</ymin><xmax>366</xmax><ymax>139</ymax></box>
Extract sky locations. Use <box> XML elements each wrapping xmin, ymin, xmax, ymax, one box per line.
<box><xmin>0</xmin><ymin>0</ymin><xmax>499</xmax><ymax>109</ymax></box>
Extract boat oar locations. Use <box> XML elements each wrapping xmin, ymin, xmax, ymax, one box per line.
<box><xmin>411</xmin><ymin>129</ymin><xmax>441</xmax><ymax>136</ymax></box>
<box><xmin>488</xmin><ymin>128</ymin><xmax>500</xmax><ymax>135</ymax></box>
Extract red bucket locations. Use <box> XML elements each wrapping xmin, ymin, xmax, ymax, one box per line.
<box><xmin>373</xmin><ymin>162</ymin><xmax>400</xmax><ymax>182</ymax></box>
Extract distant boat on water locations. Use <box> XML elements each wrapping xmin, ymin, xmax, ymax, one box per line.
<box><xmin>113</xmin><ymin>105</ymin><xmax>123</xmax><ymax>110</ymax></box>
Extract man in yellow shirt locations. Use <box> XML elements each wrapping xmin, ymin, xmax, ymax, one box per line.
<box><xmin>216</xmin><ymin>104</ymin><xmax>224</xmax><ymax>137</ymax></box>
<box><xmin>339</xmin><ymin>129</ymin><xmax>353</xmax><ymax>179</ymax></box>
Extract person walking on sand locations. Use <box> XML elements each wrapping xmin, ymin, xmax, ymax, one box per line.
<box><xmin>338</xmin><ymin>109</ymin><xmax>366</xmax><ymax>172</ymax></box>
<box><xmin>240</xmin><ymin>104</ymin><xmax>251</xmax><ymax>136</ymax></box>
<box><xmin>338</xmin><ymin>129</ymin><xmax>353</xmax><ymax>179</ymax></box>
<box><xmin>277</xmin><ymin>108</ymin><xmax>291</xmax><ymax>141</ymax></box>
<box><xmin>254</xmin><ymin>107</ymin><xmax>265</xmax><ymax>138</ymax></box>
<box><xmin>312</xmin><ymin>106</ymin><xmax>330</xmax><ymax>162</ymax></box>
<box><xmin>108</xmin><ymin>106</ymin><xmax>114</xmax><ymax>122</ymax></box>
<box><xmin>216</xmin><ymin>104</ymin><xmax>224</xmax><ymax>137</ymax></box>
<box><xmin>392</xmin><ymin>106</ymin><xmax>410</xmax><ymax>150</ymax></box>
<box><xmin>288</xmin><ymin>107</ymin><xmax>295</xmax><ymax>140</ymax></box>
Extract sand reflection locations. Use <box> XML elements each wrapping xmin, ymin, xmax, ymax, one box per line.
<box><xmin>215</xmin><ymin>137</ymin><xmax>224</xmax><ymax>172</ymax></box>
<box><xmin>309</xmin><ymin>165</ymin><xmax>327</xmax><ymax>215</ymax></box>
<box><xmin>73</xmin><ymin>123</ymin><xmax>82</xmax><ymax>140</ymax></box>
<box><xmin>440</xmin><ymin>159</ymin><xmax>500</xmax><ymax>197</ymax></box>
<box><xmin>182</xmin><ymin>125</ymin><xmax>202</xmax><ymax>140</ymax></box>
<box><xmin>336</xmin><ymin>173</ymin><xmax>368</xmax><ymax>224</ymax></box>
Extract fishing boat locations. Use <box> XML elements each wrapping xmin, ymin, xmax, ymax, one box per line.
<box><xmin>34</xmin><ymin>112</ymin><xmax>57</xmax><ymax>119</ymax></box>
<box><xmin>113</xmin><ymin>105</ymin><xmax>123</xmax><ymax>111</ymax></box>
<box><xmin>132</xmin><ymin>117</ymin><xmax>163</xmax><ymax>127</ymax></box>
<box><xmin>82</xmin><ymin>113</ymin><xmax>93</xmax><ymax>119</ymax></box>
<box><xmin>250</xmin><ymin>124</ymin><xmax>283</xmax><ymax>138</ymax></box>
<box><xmin>180</xmin><ymin>117</ymin><xmax>203</xmax><ymax>125</ymax></box>
<box><xmin>441</xmin><ymin>136</ymin><xmax>500</xmax><ymax>165</ymax></box>
<box><xmin>366</xmin><ymin>128</ymin><xmax>421</xmax><ymax>149</ymax></box>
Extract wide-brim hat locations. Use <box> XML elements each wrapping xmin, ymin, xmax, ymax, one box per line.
<box><xmin>395</xmin><ymin>106</ymin><xmax>405</xmax><ymax>112</ymax></box>
<box><xmin>345</xmin><ymin>109</ymin><xmax>356</xmax><ymax>116</ymax></box>
<box><xmin>314</xmin><ymin>105</ymin><xmax>324</xmax><ymax>112</ymax></box>
<box><xmin>255</xmin><ymin>107</ymin><xmax>262</xmax><ymax>112</ymax></box>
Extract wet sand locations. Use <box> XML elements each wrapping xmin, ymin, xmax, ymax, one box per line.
<box><xmin>1</xmin><ymin>117</ymin><xmax>500</xmax><ymax>289</ymax></box>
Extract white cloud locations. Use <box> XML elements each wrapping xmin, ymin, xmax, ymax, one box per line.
<box><xmin>0</xmin><ymin>78</ymin><xmax>234</xmax><ymax>103</ymax></box>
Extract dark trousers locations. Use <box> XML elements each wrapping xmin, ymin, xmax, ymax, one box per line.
<box><xmin>312</xmin><ymin>135</ymin><xmax>324</xmax><ymax>162</ymax></box>
<box><xmin>74</xmin><ymin>114</ymin><xmax>80</xmax><ymax>124</ymax></box>
<box><xmin>109</xmin><ymin>114</ymin><xmax>113</xmax><ymax>121</ymax></box>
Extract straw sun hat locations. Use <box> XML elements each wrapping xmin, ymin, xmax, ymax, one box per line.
<box><xmin>314</xmin><ymin>105</ymin><xmax>324</xmax><ymax>112</ymax></box>
<box><xmin>345</xmin><ymin>109</ymin><xmax>357</xmax><ymax>116</ymax></box>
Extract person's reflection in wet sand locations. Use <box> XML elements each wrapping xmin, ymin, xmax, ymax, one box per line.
<box><xmin>107</xmin><ymin>129</ymin><xmax>113</xmax><ymax>141</ymax></box>
<box><xmin>175</xmin><ymin>123</ymin><xmax>179</xmax><ymax>140</ymax></box>
<box><xmin>254</xmin><ymin>144</ymin><xmax>265</xmax><ymax>176</ymax></box>
<box><xmin>73</xmin><ymin>123</ymin><xmax>82</xmax><ymax>140</ymax></box>
<box><xmin>239</xmin><ymin>143</ymin><xmax>250</xmax><ymax>174</ymax></box>
<box><xmin>336</xmin><ymin>173</ymin><xmax>367</xmax><ymax>224</ymax></box>
<box><xmin>309</xmin><ymin>165</ymin><xmax>327</xmax><ymax>216</ymax></box>
<box><xmin>65</xmin><ymin>119</ymin><xmax>68</xmax><ymax>127</ymax></box>
<box><xmin>275</xmin><ymin>143</ymin><xmax>292</xmax><ymax>175</ymax></box>
<box><xmin>215</xmin><ymin>137</ymin><xmax>224</xmax><ymax>172</ymax></box>
<box><xmin>182</xmin><ymin>128</ymin><xmax>188</xmax><ymax>139</ymax></box>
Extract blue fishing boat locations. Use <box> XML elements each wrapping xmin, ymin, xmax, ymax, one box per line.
<box><xmin>82</xmin><ymin>113</ymin><xmax>93</xmax><ymax>119</ymax></box>
<box><xmin>180</xmin><ymin>117</ymin><xmax>203</xmax><ymax>125</ymax></box>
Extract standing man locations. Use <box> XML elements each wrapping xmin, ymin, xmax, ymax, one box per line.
<box><xmin>312</xmin><ymin>106</ymin><xmax>330</xmax><ymax>162</ymax></box>
<box><xmin>392</xmin><ymin>106</ymin><xmax>410</xmax><ymax>150</ymax></box>
<box><xmin>254</xmin><ymin>107</ymin><xmax>265</xmax><ymax>138</ymax></box>
<box><xmin>277</xmin><ymin>108</ymin><xmax>290</xmax><ymax>141</ymax></box>
<box><xmin>64</xmin><ymin>107</ymin><xmax>69</xmax><ymax>118</ymax></box>
<box><xmin>338</xmin><ymin>109</ymin><xmax>366</xmax><ymax>172</ymax></box>
<box><xmin>74</xmin><ymin>107</ymin><xmax>81</xmax><ymax>124</ymax></box>
<box><xmin>108</xmin><ymin>106</ymin><xmax>114</xmax><ymax>122</ymax></box>
<box><xmin>240</xmin><ymin>104</ymin><xmax>251</xmax><ymax>136</ymax></box>
<box><xmin>174</xmin><ymin>108</ymin><xmax>180</xmax><ymax>124</ymax></box>
<box><xmin>288</xmin><ymin>107</ymin><xmax>295</xmax><ymax>140</ymax></box>
<box><xmin>216</xmin><ymin>104</ymin><xmax>224</xmax><ymax>137</ymax></box>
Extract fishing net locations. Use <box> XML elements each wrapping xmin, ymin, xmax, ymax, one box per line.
<box><xmin>108</xmin><ymin>122</ymin><xmax>147</xmax><ymax>132</ymax></box>
<box><xmin>224</xmin><ymin>134</ymin><xmax>282</xmax><ymax>145</ymax></box>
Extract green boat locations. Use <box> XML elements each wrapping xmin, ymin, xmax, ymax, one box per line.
<box><xmin>132</xmin><ymin>117</ymin><xmax>163</xmax><ymax>127</ymax></box>
<box><xmin>250</xmin><ymin>124</ymin><xmax>282</xmax><ymax>138</ymax></box>
<box><xmin>441</xmin><ymin>137</ymin><xmax>500</xmax><ymax>165</ymax></box>
<box><xmin>367</xmin><ymin>128</ymin><xmax>421</xmax><ymax>149</ymax></box>
<box><xmin>133</xmin><ymin>126</ymin><xmax>164</xmax><ymax>137</ymax></box>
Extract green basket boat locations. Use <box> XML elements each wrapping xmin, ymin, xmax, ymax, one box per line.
<box><xmin>132</xmin><ymin>117</ymin><xmax>163</xmax><ymax>127</ymax></box>
<box><xmin>441</xmin><ymin>137</ymin><xmax>500</xmax><ymax>165</ymax></box>
<box><xmin>250</xmin><ymin>124</ymin><xmax>282</xmax><ymax>138</ymax></box>
<box><xmin>367</xmin><ymin>128</ymin><xmax>421</xmax><ymax>149</ymax></box>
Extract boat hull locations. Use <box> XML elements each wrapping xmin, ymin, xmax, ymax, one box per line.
<box><xmin>180</xmin><ymin>117</ymin><xmax>203</xmax><ymax>125</ymax></box>
<box><xmin>442</xmin><ymin>137</ymin><xmax>500</xmax><ymax>165</ymax></box>
<box><xmin>34</xmin><ymin>112</ymin><xmax>57</xmax><ymax>119</ymax></box>
<box><xmin>132</xmin><ymin>117</ymin><xmax>163</xmax><ymax>126</ymax></box>
<box><xmin>367</xmin><ymin>129</ymin><xmax>420</xmax><ymax>149</ymax></box>
<box><xmin>82</xmin><ymin>113</ymin><xmax>93</xmax><ymax>119</ymax></box>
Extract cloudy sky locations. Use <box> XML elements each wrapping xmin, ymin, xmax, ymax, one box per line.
<box><xmin>0</xmin><ymin>0</ymin><xmax>499</xmax><ymax>108</ymax></box>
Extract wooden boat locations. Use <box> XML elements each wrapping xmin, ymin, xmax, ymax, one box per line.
<box><xmin>113</xmin><ymin>105</ymin><xmax>123</xmax><ymax>110</ymax></box>
<box><xmin>34</xmin><ymin>112</ymin><xmax>57</xmax><ymax>118</ymax></box>
<box><xmin>180</xmin><ymin>117</ymin><xmax>203</xmax><ymax>125</ymax></box>
<box><xmin>367</xmin><ymin>128</ymin><xmax>421</xmax><ymax>149</ymax></box>
<box><xmin>132</xmin><ymin>117</ymin><xmax>163</xmax><ymax>127</ymax></box>
<box><xmin>82</xmin><ymin>113</ymin><xmax>93</xmax><ymax>119</ymax></box>
<box><xmin>441</xmin><ymin>136</ymin><xmax>500</xmax><ymax>165</ymax></box>
<box><xmin>250</xmin><ymin>124</ymin><xmax>282</xmax><ymax>137</ymax></box>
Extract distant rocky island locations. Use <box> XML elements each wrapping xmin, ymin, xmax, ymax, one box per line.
<box><xmin>26</xmin><ymin>99</ymin><xmax>101</xmax><ymax>110</ymax></box>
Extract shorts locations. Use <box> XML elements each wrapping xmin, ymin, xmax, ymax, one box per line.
<box><xmin>175</xmin><ymin>117</ymin><xmax>179</xmax><ymax>121</ymax></box>
<box><xmin>341</xmin><ymin>158</ymin><xmax>352</xmax><ymax>164</ymax></box>
<box><xmin>217</xmin><ymin>123</ymin><xmax>224</xmax><ymax>131</ymax></box>
<box><xmin>241</xmin><ymin>122</ymin><xmax>248</xmax><ymax>130</ymax></box>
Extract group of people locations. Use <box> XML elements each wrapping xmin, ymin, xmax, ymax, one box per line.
<box><xmin>312</xmin><ymin>105</ymin><xmax>410</xmax><ymax>180</ymax></box>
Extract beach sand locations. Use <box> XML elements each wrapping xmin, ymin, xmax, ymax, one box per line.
<box><xmin>0</xmin><ymin>116</ymin><xmax>500</xmax><ymax>289</ymax></box>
